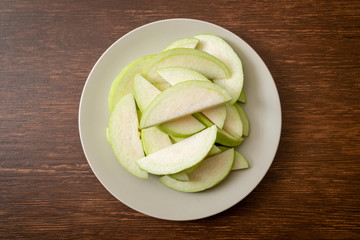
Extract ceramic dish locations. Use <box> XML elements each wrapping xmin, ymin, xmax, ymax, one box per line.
<box><xmin>79</xmin><ymin>18</ymin><xmax>281</xmax><ymax>221</ymax></box>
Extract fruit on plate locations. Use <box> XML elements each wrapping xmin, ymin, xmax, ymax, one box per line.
<box><xmin>134</xmin><ymin>73</ymin><xmax>205</xmax><ymax>137</ymax></box>
<box><xmin>106</xmin><ymin>34</ymin><xmax>250</xmax><ymax>192</ymax></box>
<box><xmin>222</xmin><ymin>103</ymin><xmax>243</xmax><ymax>139</ymax></box>
<box><xmin>238</xmin><ymin>91</ymin><xmax>246</xmax><ymax>103</ymax></box>
<box><xmin>216</xmin><ymin>127</ymin><xmax>244</xmax><ymax>147</ymax></box>
<box><xmin>162</xmin><ymin>37</ymin><xmax>199</xmax><ymax>52</ymax></box>
<box><xmin>217</xmin><ymin>146</ymin><xmax>249</xmax><ymax>170</ymax></box>
<box><xmin>158</xmin><ymin>116</ymin><xmax>206</xmax><ymax>138</ymax></box>
<box><xmin>142</xmin><ymin>48</ymin><xmax>231</xmax><ymax>89</ymax></box>
<box><xmin>168</xmin><ymin>171</ymin><xmax>189</xmax><ymax>181</ymax></box>
<box><xmin>140</xmin><ymin>80</ymin><xmax>232</xmax><ymax>129</ymax></box>
<box><xmin>208</xmin><ymin>145</ymin><xmax>222</xmax><ymax>156</ymax></box>
<box><xmin>157</xmin><ymin>66</ymin><xmax>227</xmax><ymax>128</ymax></box>
<box><xmin>141</xmin><ymin>126</ymin><xmax>191</xmax><ymax>181</ymax></box>
<box><xmin>157</xmin><ymin>66</ymin><xmax>209</xmax><ymax>85</ymax></box>
<box><xmin>235</xmin><ymin>103</ymin><xmax>250</xmax><ymax>137</ymax></box>
<box><xmin>108</xmin><ymin>55</ymin><xmax>153</xmax><ymax>112</ymax></box>
<box><xmin>136</xmin><ymin>125</ymin><xmax>217</xmax><ymax>175</ymax></box>
<box><xmin>141</xmin><ymin>126</ymin><xmax>172</xmax><ymax>156</ymax></box>
<box><xmin>133</xmin><ymin>73</ymin><xmax>160</xmax><ymax>112</ymax></box>
<box><xmin>193</xmin><ymin>112</ymin><xmax>244</xmax><ymax>147</ymax></box>
<box><xmin>170</xmin><ymin>135</ymin><xmax>221</xmax><ymax>157</ymax></box>
<box><xmin>159</xmin><ymin>148</ymin><xmax>235</xmax><ymax>192</ymax></box>
<box><xmin>166</xmin><ymin>143</ymin><xmax>223</xmax><ymax>178</ymax></box>
<box><xmin>108</xmin><ymin>93</ymin><xmax>148</xmax><ymax>179</ymax></box>
<box><xmin>233</xmin><ymin>150</ymin><xmax>249</xmax><ymax>170</ymax></box>
<box><xmin>201</xmin><ymin>106</ymin><xmax>227</xmax><ymax>129</ymax></box>
<box><xmin>195</xmin><ymin>34</ymin><xmax>244</xmax><ymax>104</ymax></box>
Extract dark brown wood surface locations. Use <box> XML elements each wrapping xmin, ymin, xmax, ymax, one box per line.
<box><xmin>1</xmin><ymin>0</ymin><xmax>359</xmax><ymax>239</ymax></box>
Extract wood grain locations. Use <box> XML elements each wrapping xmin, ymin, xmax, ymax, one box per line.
<box><xmin>1</xmin><ymin>0</ymin><xmax>359</xmax><ymax>239</ymax></box>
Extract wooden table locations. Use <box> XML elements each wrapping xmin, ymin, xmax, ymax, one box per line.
<box><xmin>1</xmin><ymin>0</ymin><xmax>359</xmax><ymax>239</ymax></box>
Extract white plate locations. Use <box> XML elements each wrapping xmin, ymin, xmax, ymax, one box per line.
<box><xmin>79</xmin><ymin>18</ymin><xmax>281</xmax><ymax>221</ymax></box>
